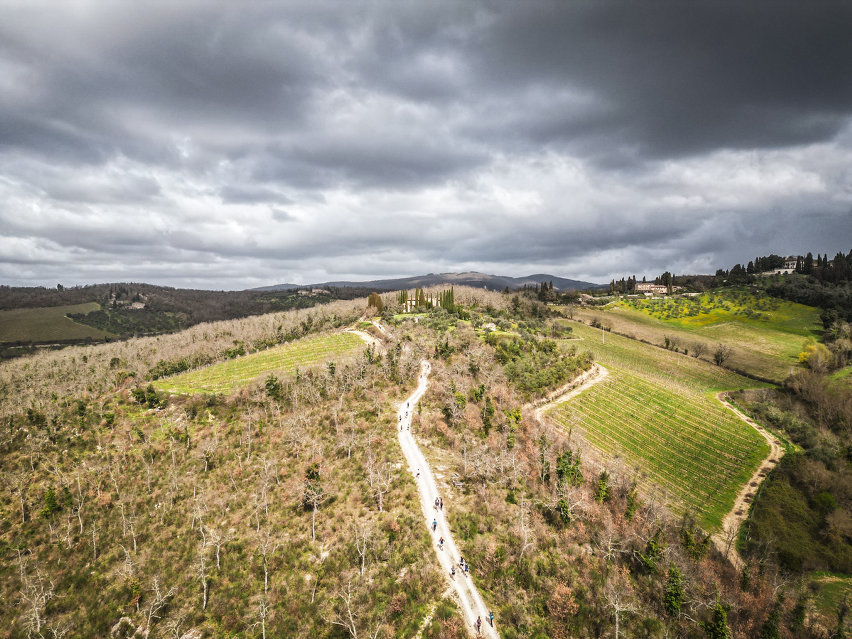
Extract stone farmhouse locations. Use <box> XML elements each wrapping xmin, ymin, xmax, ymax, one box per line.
<box><xmin>635</xmin><ymin>282</ymin><xmax>669</xmax><ymax>295</ymax></box>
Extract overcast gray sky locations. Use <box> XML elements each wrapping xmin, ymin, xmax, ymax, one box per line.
<box><xmin>2</xmin><ymin>1</ymin><xmax>851</xmax><ymax>289</ymax></box>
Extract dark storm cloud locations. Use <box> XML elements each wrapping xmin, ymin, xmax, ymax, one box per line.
<box><xmin>1</xmin><ymin>1</ymin><xmax>851</xmax><ymax>289</ymax></box>
<box><xmin>465</xmin><ymin>3</ymin><xmax>852</xmax><ymax>159</ymax></box>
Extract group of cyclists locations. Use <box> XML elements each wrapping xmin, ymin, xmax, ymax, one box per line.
<box><xmin>401</xmin><ymin>372</ymin><xmax>495</xmax><ymax>635</ymax></box>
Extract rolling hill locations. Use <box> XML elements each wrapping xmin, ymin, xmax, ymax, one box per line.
<box><xmin>254</xmin><ymin>270</ymin><xmax>604</xmax><ymax>292</ymax></box>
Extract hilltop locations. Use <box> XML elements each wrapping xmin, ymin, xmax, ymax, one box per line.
<box><xmin>253</xmin><ymin>271</ymin><xmax>604</xmax><ymax>292</ymax></box>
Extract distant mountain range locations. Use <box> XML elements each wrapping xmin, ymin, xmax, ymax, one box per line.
<box><xmin>253</xmin><ymin>271</ymin><xmax>604</xmax><ymax>292</ymax></box>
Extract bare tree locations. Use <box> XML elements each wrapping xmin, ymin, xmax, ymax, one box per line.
<box><xmin>353</xmin><ymin>521</ymin><xmax>374</xmax><ymax>577</ymax></box>
<box><xmin>721</xmin><ymin>525</ymin><xmax>738</xmax><ymax>561</ymax></box>
<box><xmin>251</xmin><ymin>597</ymin><xmax>270</xmax><ymax>639</ymax></box>
<box><xmin>606</xmin><ymin>568</ymin><xmax>638</xmax><ymax>639</ymax></box>
<box><xmin>14</xmin><ymin>472</ymin><xmax>30</xmax><ymax>524</ymax></box>
<box><xmin>256</xmin><ymin>528</ymin><xmax>280</xmax><ymax>594</ymax></box>
<box><xmin>518</xmin><ymin>497</ymin><xmax>536</xmax><ymax>557</ymax></box>
<box><xmin>309</xmin><ymin>542</ymin><xmax>328</xmax><ymax>604</ymax></box>
<box><xmin>144</xmin><ymin>576</ymin><xmax>175</xmax><ymax>634</ymax></box>
<box><xmin>165</xmin><ymin>613</ymin><xmax>188</xmax><ymax>639</ymax></box>
<box><xmin>206</xmin><ymin>526</ymin><xmax>233</xmax><ymax>571</ymax></box>
<box><xmin>72</xmin><ymin>470</ymin><xmax>87</xmax><ymax>536</ymax></box>
<box><xmin>365</xmin><ymin>451</ymin><xmax>393</xmax><ymax>512</ymax></box>
<box><xmin>17</xmin><ymin>551</ymin><xmax>56</xmax><ymax>638</ymax></box>
<box><xmin>340</xmin><ymin>415</ymin><xmax>358</xmax><ymax>460</ymax></box>
<box><xmin>714</xmin><ymin>343</ymin><xmax>733</xmax><ymax>366</ymax></box>
<box><xmin>327</xmin><ymin>578</ymin><xmax>360</xmax><ymax>639</ymax></box>
<box><xmin>595</xmin><ymin>529</ymin><xmax>626</xmax><ymax>566</ymax></box>
<box><xmin>197</xmin><ymin>538</ymin><xmax>210</xmax><ymax>610</ymax></box>
<box><xmin>304</xmin><ymin>464</ymin><xmax>329</xmax><ymax>543</ymax></box>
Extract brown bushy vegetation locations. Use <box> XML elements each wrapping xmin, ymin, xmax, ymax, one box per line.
<box><xmin>0</xmin><ymin>287</ymin><xmax>840</xmax><ymax>637</ymax></box>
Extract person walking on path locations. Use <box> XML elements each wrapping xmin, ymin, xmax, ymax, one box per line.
<box><xmin>432</xmin><ymin>518</ymin><xmax>437</xmax><ymax>532</ymax></box>
<box><xmin>475</xmin><ymin>616</ymin><xmax>482</xmax><ymax>635</ymax></box>
<box><xmin>438</xmin><ymin>536</ymin><xmax>444</xmax><ymax>550</ymax></box>
<box><xmin>489</xmin><ymin>611</ymin><xmax>494</xmax><ymax>627</ymax></box>
<box><xmin>450</xmin><ymin>565</ymin><xmax>456</xmax><ymax>579</ymax></box>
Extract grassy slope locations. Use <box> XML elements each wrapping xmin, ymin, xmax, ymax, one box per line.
<box><xmin>549</xmin><ymin>322</ymin><xmax>769</xmax><ymax>529</ymax></box>
<box><xmin>154</xmin><ymin>332</ymin><xmax>364</xmax><ymax>395</ymax></box>
<box><xmin>572</xmin><ymin>288</ymin><xmax>821</xmax><ymax>382</ymax></box>
<box><xmin>829</xmin><ymin>365</ymin><xmax>852</xmax><ymax>391</ymax></box>
<box><xmin>811</xmin><ymin>573</ymin><xmax>852</xmax><ymax>632</ymax></box>
<box><xmin>0</xmin><ymin>302</ymin><xmax>116</xmax><ymax>342</ymax></box>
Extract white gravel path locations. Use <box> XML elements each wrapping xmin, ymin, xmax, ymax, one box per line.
<box><xmin>398</xmin><ymin>360</ymin><xmax>498</xmax><ymax>638</ymax></box>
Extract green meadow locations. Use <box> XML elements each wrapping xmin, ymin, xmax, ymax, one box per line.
<box><xmin>572</xmin><ymin>287</ymin><xmax>821</xmax><ymax>382</ymax></box>
<box><xmin>0</xmin><ymin>302</ymin><xmax>115</xmax><ymax>343</ymax></box>
<box><xmin>154</xmin><ymin>332</ymin><xmax>365</xmax><ymax>395</ymax></box>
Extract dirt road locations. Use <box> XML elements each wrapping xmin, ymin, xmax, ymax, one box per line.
<box><xmin>711</xmin><ymin>393</ymin><xmax>785</xmax><ymax>569</ymax></box>
<box><xmin>532</xmin><ymin>363</ymin><xmax>609</xmax><ymax>424</ymax></box>
<box><xmin>398</xmin><ymin>361</ymin><xmax>498</xmax><ymax>638</ymax></box>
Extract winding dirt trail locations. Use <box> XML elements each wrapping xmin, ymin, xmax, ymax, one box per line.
<box><xmin>532</xmin><ymin>363</ymin><xmax>609</xmax><ymax>424</ymax></box>
<box><xmin>711</xmin><ymin>393</ymin><xmax>785</xmax><ymax>569</ymax></box>
<box><xmin>344</xmin><ymin>327</ymin><xmax>383</xmax><ymax>352</ymax></box>
<box><xmin>398</xmin><ymin>361</ymin><xmax>498</xmax><ymax>638</ymax></box>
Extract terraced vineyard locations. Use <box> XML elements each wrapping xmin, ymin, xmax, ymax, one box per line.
<box><xmin>154</xmin><ymin>332</ymin><xmax>365</xmax><ymax>395</ymax></box>
<box><xmin>550</xmin><ymin>323</ymin><xmax>770</xmax><ymax>529</ymax></box>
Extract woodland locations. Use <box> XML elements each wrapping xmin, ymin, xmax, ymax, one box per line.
<box><xmin>0</xmin><ymin>287</ymin><xmax>848</xmax><ymax>638</ymax></box>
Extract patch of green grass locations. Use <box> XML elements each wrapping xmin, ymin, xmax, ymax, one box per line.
<box><xmin>812</xmin><ymin>572</ymin><xmax>852</xmax><ymax>628</ymax></box>
<box><xmin>0</xmin><ymin>302</ymin><xmax>116</xmax><ymax>343</ymax></box>
<box><xmin>153</xmin><ymin>332</ymin><xmax>365</xmax><ymax>395</ymax></box>
<box><xmin>571</xmin><ymin>287</ymin><xmax>821</xmax><ymax>382</ymax></box>
<box><xmin>549</xmin><ymin>323</ymin><xmax>769</xmax><ymax>530</ymax></box>
<box><xmin>829</xmin><ymin>365</ymin><xmax>852</xmax><ymax>391</ymax></box>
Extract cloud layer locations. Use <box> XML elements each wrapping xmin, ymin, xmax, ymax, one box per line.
<box><xmin>2</xmin><ymin>1</ymin><xmax>851</xmax><ymax>289</ymax></box>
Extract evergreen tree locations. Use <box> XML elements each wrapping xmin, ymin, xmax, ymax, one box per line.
<box><xmin>758</xmin><ymin>596</ymin><xmax>782</xmax><ymax>639</ymax></box>
<box><xmin>805</xmin><ymin>252</ymin><xmax>814</xmax><ymax>274</ymax></box>
<box><xmin>664</xmin><ymin>565</ymin><xmax>684</xmax><ymax>617</ymax></box>
<box><xmin>639</xmin><ymin>529</ymin><xmax>664</xmax><ymax>573</ymax></box>
<box><xmin>367</xmin><ymin>292</ymin><xmax>384</xmax><ymax>313</ymax></box>
<box><xmin>556</xmin><ymin>449</ymin><xmax>583</xmax><ymax>487</ymax></box>
<box><xmin>595</xmin><ymin>470</ymin><xmax>610</xmax><ymax>503</ymax></box>
<box><xmin>700</xmin><ymin>597</ymin><xmax>731</xmax><ymax>639</ymax></box>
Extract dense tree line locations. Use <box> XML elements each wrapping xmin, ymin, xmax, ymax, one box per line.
<box><xmin>0</xmin><ymin>283</ymin><xmax>374</xmax><ymax>346</ymax></box>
